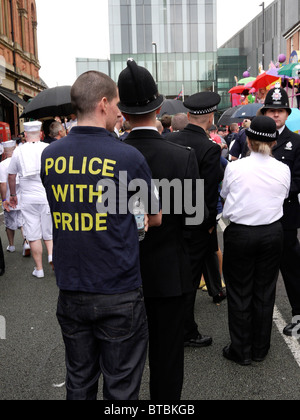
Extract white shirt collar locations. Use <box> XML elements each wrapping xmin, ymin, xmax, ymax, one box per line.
<box><xmin>131</xmin><ymin>126</ymin><xmax>158</xmax><ymax>132</ymax></box>
<box><xmin>278</xmin><ymin>125</ymin><xmax>286</xmax><ymax>135</ymax></box>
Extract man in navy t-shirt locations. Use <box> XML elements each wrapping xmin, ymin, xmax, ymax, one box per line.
<box><xmin>41</xmin><ymin>71</ymin><xmax>161</xmax><ymax>401</ymax></box>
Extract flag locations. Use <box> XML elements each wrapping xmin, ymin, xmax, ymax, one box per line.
<box><xmin>175</xmin><ymin>85</ymin><xmax>185</xmax><ymax>101</ymax></box>
<box><xmin>175</xmin><ymin>90</ymin><xmax>183</xmax><ymax>100</ymax></box>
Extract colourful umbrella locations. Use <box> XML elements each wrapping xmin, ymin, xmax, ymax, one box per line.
<box><xmin>238</xmin><ymin>77</ymin><xmax>256</xmax><ymax>85</ymax></box>
<box><xmin>228</xmin><ymin>85</ymin><xmax>248</xmax><ymax>94</ymax></box>
<box><xmin>278</xmin><ymin>63</ymin><xmax>298</xmax><ymax>78</ymax></box>
<box><xmin>252</xmin><ymin>73</ymin><xmax>280</xmax><ymax>90</ymax></box>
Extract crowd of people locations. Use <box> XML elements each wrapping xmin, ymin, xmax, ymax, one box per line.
<box><xmin>0</xmin><ymin>62</ymin><xmax>299</xmax><ymax>401</ymax></box>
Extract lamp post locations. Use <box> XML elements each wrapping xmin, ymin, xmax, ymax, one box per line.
<box><xmin>260</xmin><ymin>2</ymin><xmax>265</xmax><ymax>70</ymax></box>
<box><xmin>152</xmin><ymin>42</ymin><xmax>158</xmax><ymax>83</ymax></box>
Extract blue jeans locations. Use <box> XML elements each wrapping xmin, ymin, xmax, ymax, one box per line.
<box><xmin>57</xmin><ymin>287</ymin><xmax>148</xmax><ymax>400</ymax></box>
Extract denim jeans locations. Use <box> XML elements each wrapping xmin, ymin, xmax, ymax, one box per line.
<box><xmin>57</xmin><ymin>287</ymin><xmax>149</xmax><ymax>400</ymax></box>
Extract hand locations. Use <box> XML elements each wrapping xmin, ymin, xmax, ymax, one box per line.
<box><xmin>144</xmin><ymin>214</ymin><xmax>149</xmax><ymax>232</ymax></box>
<box><xmin>2</xmin><ymin>201</ymin><xmax>11</xmax><ymax>213</ymax></box>
<box><xmin>9</xmin><ymin>195</ymin><xmax>18</xmax><ymax>209</ymax></box>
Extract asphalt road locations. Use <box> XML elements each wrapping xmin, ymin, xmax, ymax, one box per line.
<box><xmin>0</xmin><ymin>220</ymin><xmax>299</xmax><ymax>401</ymax></box>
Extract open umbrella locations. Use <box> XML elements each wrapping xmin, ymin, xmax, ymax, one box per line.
<box><xmin>20</xmin><ymin>86</ymin><xmax>73</xmax><ymax>119</ymax></box>
<box><xmin>228</xmin><ymin>86</ymin><xmax>247</xmax><ymax>94</ymax></box>
<box><xmin>286</xmin><ymin>108</ymin><xmax>300</xmax><ymax>132</ymax></box>
<box><xmin>238</xmin><ymin>77</ymin><xmax>256</xmax><ymax>85</ymax></box>
<box><xmin>252</xmin><ymin>73</ymin><xmax>280</xmax><ymax>90</ymax></box>
<box><xmin>218</xmin><ymin>106</ymin><xmax>243</xmax><ymax>125</ymax></box>
<box><xmin>157</xmin><ymin>99</ymin><xmax>187</xmax><ymax>117</ymax></box>
<box><xmin>231</xmin><ymin>103</ymin><xmax>263</xmax><ymax>119</ymax></box>
<box><xmin>278</xmin><ymin>63</ymin><xmax>298</xmax><ymax>78</ymax></box>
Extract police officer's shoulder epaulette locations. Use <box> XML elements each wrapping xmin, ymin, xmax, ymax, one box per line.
<box><xmin>164</xmin><ymin>140</ymin><xmax>193</xmax><ymax>153</ymax></box>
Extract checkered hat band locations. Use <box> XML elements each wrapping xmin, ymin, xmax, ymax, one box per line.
<box><xmin>189</xmin><ymin>105</ymin><xmax>218</xmax><ymax>115</ymax></box>
<box><xmin>247</xmin><ymin>127</ymin><xmax>277</xmax><ymax>138</ymax></box>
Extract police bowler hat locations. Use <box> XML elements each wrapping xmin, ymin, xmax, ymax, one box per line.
<box><xmin>260</xmin><ymin>85</ymin><xmax>292</xmax><ymax>116</ymax></box>
<box><xmin>118</xmin><ymin>59</ymin><xmax>164</xmax><ymax>115</ymax></box>
<box><xmin>245</xmin><ymin>116</ymin><xmax>279</xmax><ymax>143</ymax></box>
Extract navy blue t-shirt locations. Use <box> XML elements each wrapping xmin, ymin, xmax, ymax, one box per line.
<box><xmin>41</xmin><ymin>126</ymin><xmax>159</xmax><ymax>294</ymax></box>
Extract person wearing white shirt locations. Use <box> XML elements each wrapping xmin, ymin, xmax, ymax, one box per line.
<box><xmin>0</xmin><ymin>140</ymin><xmax>30</xmax><ymax>256</ymax></box>
<box><xmin>8</xmin><ymin>121</ymin><xmax>53</xmax><ymax>279</ymax></box>
<box><xmin>221</xmin><ymin>116</ymin><xmax>291</xmax><ymax>366</ymax></box>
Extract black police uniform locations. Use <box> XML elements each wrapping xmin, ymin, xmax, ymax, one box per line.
<box><xmin>167</xmin><ymin>92</ymin><xmax>224</xmax><ymax>345</ymax></box>
<box><xmin>261</xmin><ymin>87</ymin><xmax>300</xmax><ymax>331</ymax></box>
<box><xmin>118</xmin><ymin>60</ymin><xmax>203</xmax><ymax>400</ymax></box>
<box><xmin>273</xmin><ymin>127</ymin><xmax>300</xmax><ymax>319</ymax></box>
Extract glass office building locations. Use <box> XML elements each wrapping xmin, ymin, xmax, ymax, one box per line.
<box><xmin>108</xmin><ymin>0</ymin><xmax>218</xmax><ymax>98</ymax></box>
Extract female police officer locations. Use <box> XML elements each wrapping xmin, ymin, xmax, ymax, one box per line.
<box><xmin>221</xmin><ymin>116</ymin><xmax>291</xmax><ymax>366</ymax></box>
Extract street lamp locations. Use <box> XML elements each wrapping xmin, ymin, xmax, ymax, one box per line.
<box><xmin>260</xmin><ymin>2</ymin><xmax>265</xmax><ymax>70</ymax></box>
<box><xmin>152</xmin><ymin>42</ymin><xmax>158</xmax><ymax>83</ymax></box>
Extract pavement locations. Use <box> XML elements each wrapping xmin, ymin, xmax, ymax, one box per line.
<box><xmin>0</xmin><ymin>219</ymin><xmax>300</xmax><ymax>401</ymax></box>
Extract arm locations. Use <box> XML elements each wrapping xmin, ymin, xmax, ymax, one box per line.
<box><xmin>8</xmin><ymin>174</ymin><xmax>18</xmax><ymax>208</ymax></box>
<box><xmin>200</xmin><ymin>145</ymin><xmax>222</xmax><ymax>230</ymax></box>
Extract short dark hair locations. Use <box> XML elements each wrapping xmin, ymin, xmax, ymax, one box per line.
<box><xmin>71</xmin><ymin>71</ymin><xmax>118</xmax><ymax>119</ymax></box>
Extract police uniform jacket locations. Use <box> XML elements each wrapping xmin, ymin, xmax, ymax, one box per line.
<box><xmin>272</xmin><ymin>126</ymin><xmax>300</xmax><ymax>229</ymax></box>
<box><xmin>167</xmin><ymin>124</ymin><xmax>223</xmax><ymax>230</ymax></box>
<box><xmin>125</xmin><ymin>129</ymin><xmax>201</xmax><ymax>298</ymax></box>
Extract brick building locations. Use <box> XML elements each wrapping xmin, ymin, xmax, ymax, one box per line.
<box><xmin>0</xmin><ymin>0</ymin><xmax>45</xmax><ymax>136</ymax></box>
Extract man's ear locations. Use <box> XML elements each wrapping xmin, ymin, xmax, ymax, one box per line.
<box><xmin>98</xmin><ymin>97</ymin><xmax>108</xmax><ymax>114</ymax></box>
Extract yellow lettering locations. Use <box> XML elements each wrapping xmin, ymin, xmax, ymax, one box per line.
<box><xmin>102</xmin><ymin>159</ymin><xmax>116</xmax><ymax>177</ymax></box>
<box><xmin>55</xmin><ymin>157</ymin><xmax>67</xmax><ymax>174</ymax></box>
<box><xmin>75</xmin><ymin>213</ymin><xmax>79</xmax><ymax>231</ymax></box>
<box><xmin>89</xmin><ymin>157</ymin><xmax>102</xmax><ymax>175</ymax></box>
<box><xmin>89</xmin><ymin>184</ymin><xmax>103</xmax><ymax>203</ymax></box>
<box><xmin>81</xmin><ymin>213</ymin><xmax>93</xmax><ymax>231</ymax></box>
<box><xmin>95</xmin><ymin>213</ymin><xmax>108</xmax><ymax>231</ymax></box>
<box><xmin>82</xmin><ymin>157</ymin><xmax>87</xmax><ymax>174</ymax></box>
<box><xmin>52</xmin><ymin>185</ymin><xmax>69</xmax><ymax>202</ymax></box>
<box><xmin>45</xmin><ymin>158</ymin><xmax>54</xmax><ymax>176</ymax></box>
<box><xmin>70</xmin><ymin>184</ymin><xmax>74</xmax><ymax>203</ymax></box>
<box><xmin>76</xmin><ymin>185</ymin><xmax>87</xmax><ymax>202</ymax></box>
<box><xmin>62</xmin><ymin>213</ymin><xmax>73</xmax><ymax>231</ymax></box>
<box><xmin>53</xmin><ymin>212</ymin><xmax>61</xmax><ymax>229</ymax></box>
<box><xmin>69</xmin><ymin>156</ymin><xmax>80</xmax><ymax>174</ymax></box>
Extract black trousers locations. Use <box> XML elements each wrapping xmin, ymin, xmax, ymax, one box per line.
<box><xmin>145</xmin><ymin>295</ymin><xmax>184</xmax><ymax>401</ymax></box>
<box><xmin>223</xmin><ymin>222</ymin><xmax>283</xmax><ymax>361</ymax></box>
<box><xmin>280</xmin><ymin>229</ymin><xmax>300</xmax><ymax>317</ymax></box>
<box><xmin>184</xmin><ymin>229</ymin><xmax>221</xmax><ymax>340</ymax></box>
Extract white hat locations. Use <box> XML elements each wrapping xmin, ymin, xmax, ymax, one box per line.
<box><xmin>3</xmin><ymin>140</ymin><xmax>16</xmax><ymax>149</ymax></box>
<box><xmin>23</xmin><ymin>121</ymin><xmax>42</xmax><ymax>132</ymax></box>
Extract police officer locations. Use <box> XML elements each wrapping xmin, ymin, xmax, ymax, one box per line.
<box><xmin>167</xmin><ymin>92</ymin><xmax>224</xmax><ymax>347</ymax></box>
<box><xmin>118</xmin><ymin>59</ymin><xmax>203</xmax><ymax>400</ymax></box>
<box><xmin>260</xmin><ymin>84</ymin><xmax>300</xmax><ymax>336</ymax></box>
<box><xmin>221</xmin><ymin>116</ymin><xmax>291</xmax><ymax>365</ymax></box>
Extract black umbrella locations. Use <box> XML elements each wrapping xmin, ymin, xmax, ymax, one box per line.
<box><xmin>20</xmin><ymin>86</ymin><xmax>74</xmax><ymax>119</ymax></box>
<box><xmin>157</xmin><ymin>99</ymin><xmax>188</xmax><ymax>117</ymax></box>
<box><xmin>231</xmin><ymin>103</ymin><xmax>263</xmax><ymax>119</ymax></box>
<box><xmin>218</xmin><ymin>106</ymin><xmax>243</xmax><ymax>125</ymax></box>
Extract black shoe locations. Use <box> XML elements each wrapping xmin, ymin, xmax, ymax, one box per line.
<box><xmin>184</xmin><ymin>334</ymin><xmax>213</xmax><ymax>348</ymax></box>
<box><xmin>213</xmin><ymin>289</ymin><xmax>227</xmax><ymax>304</ymax></box>
<box><xmin>223</xmin><ymin>344</ymin><xmax>251</xmax><ymax>366</ymax></box>
<box><xmin>283</xmin><ymin>321</ymin><xmax>300</xmax><ymax>337</ymax></box>
<box><xmin>0</xmin><ymin>268</ymin><xmax>5</xmax><ymax>276</ymax></box>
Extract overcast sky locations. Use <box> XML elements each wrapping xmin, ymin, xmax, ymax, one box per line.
<box><xmin>35</xmin><ymin>0</ymin><xmax>274</xmax><ymax>88</ymax></box>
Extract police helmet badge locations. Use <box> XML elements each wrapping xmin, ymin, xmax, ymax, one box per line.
<box><xmin>272</xmin><ymin>83</ymin><xmax>282</xmax><ymax>103</ymax></box>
